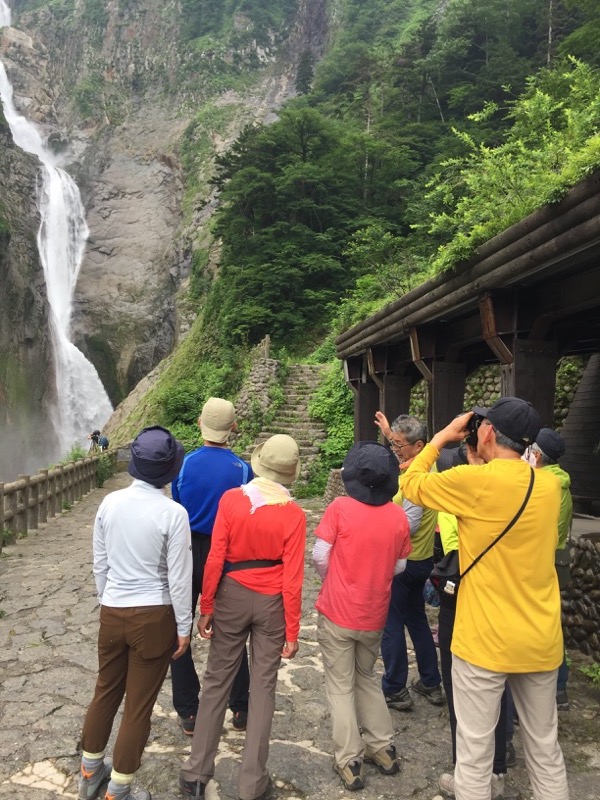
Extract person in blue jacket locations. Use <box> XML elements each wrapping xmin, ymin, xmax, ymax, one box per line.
<box><xmin>171</xmin><ymin>397</ymin><xmax>254</xmax><ymax>735</ymax></box>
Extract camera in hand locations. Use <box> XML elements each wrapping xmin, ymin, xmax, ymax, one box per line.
<box><xmin>465</xmin><ymin>413</ymin><xmax>484</xmax><ymax>448</ymax></box>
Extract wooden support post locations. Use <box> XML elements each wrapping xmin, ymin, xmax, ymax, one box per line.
<box><xmin>382</xmin><ymin>374</ymin><xmax>412</xmax><ymax>424</ymax></box>
<box><xmin>501</xmin><ymin>339</ymin><xmax>558</xmax><ymax>426</ymax></box>
<box><xmin>479</xmin><ymin>293</ymin><xmax>515</xmax><ymax>365</ymax></box>
<box><xmin>430</xmin><ymin>361</ymin><xmax>467</xmax><ymax>433</ymax></box>
<box><xmin>354</xmin><ymin>380</ymin><xmax>380</xmax><ymax>443</ymax></box>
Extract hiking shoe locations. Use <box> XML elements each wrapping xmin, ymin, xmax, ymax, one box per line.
<box><xmin>385</xmin><ymin>687</ymin><xmax>413</xmax><ymax>711</ymax></box>
<box><xmin>411</xmin><ymin>677</ymin><xmax>445</xmax><ymax>705</ymax></box>
<box><xmin>104</xmin><ymin>790</ymin><xmax>151</xmax><ymax>800</ymax></box>
<box><xmin>491</xmin><ymin>773</ymin><xmax>505</xmax><ymax>799</ymax></box>
<box><xmin>556</xmin><ymin>688</ymin><xmax>570</xmax><ymax>710</ymax></box>
<box><xmin>179</xmin><ymin>776</ymin><xmax>206</xmax><ymax>798</ymax></box>
<box><xmin>241</xmin><ymin>776</ymin><xmax>275</xmax><ymax>800</ymax></box>
<box><xmin>78</xmin><ymin>759</ymin><xmax>111</xmax><ymax>800</ymax></box>
<box><xmin>232</xmin><ymin>710</ymin><xmax>248</xmax><ymax>731</ymax></box>
<box><xmin>439</xmin><ymin>772</ymin><xmax>505</xmax><ymax>799</ymax></box>
<box><xmin>364</xmin><ymin>744</ymin><xmax>400</xmax><ymax>775</ymax></box>
<box><xmin>334</xmin><ymin>759</ymin><xmax>364</xmax><ymax>791</ymax></box>
<box><xmin>439</xmin><ymin>773</ymin><xmax>456</xmax><ymax>798</ymax></box>
<box><xmin>178</xmin><ymin>715</ymin><xmax>196</xmax><ymax>736</ymax></box>
<box><xmin>506</xmin><ymin>741</ymin><xmax>516</xmax><ymax>768</ymax></box>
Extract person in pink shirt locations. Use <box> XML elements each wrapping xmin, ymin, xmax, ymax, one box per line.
<box><xmin>313</xmin><ymin>442</ymin><xmax>412</xmax><ymax>792</ymax></box>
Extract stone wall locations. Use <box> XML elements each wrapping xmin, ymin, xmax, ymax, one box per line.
<box><xmin>230</xmin><ymin>338</ymin><xmax>280</xmax><ymax>449</ymax></box>
<box><xmin>407</xmin><ymin>356</ymin><xmax>588</xmax><ymax>431</ymax></box>
<box><xmin>563</xmin><ymin>533</ymin><xmax>600</xmax><ymax>662</ymax></box>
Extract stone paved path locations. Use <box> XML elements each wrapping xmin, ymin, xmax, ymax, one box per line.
<box><xmin>1</xmin><ymin>473</ymin><xmax>599</xmax><ymax>800</ymax></box>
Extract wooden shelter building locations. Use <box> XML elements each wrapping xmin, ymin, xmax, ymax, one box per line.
<box><xmin>336</xmin><ymin>172</ymin><xmax>600</xmax><ymax>510</ymax></box>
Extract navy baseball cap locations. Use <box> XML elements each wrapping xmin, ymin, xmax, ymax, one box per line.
<box><xmin>472</xmin><ymin>396</ymin><xmax>541</xmax><ymax>446</ymax></box>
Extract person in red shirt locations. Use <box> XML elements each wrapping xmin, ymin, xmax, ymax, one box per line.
<box><xmin>313</xmin><ymin>442</ymin><xmax>412</xmax><ymax>792</ymax></box>
<box><xmin>179</xmin><ymin>434</ymin><xmax>306</xmax><ymax>800</ymax></box>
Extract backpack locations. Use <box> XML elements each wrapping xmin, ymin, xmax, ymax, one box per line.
<box><xmin>98</xmin><ymin>435</ymin><xmax>109</xmax><ymax>449</ymax></box>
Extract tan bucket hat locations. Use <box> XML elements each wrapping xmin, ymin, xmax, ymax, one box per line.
<box><xmin>200</xmin><ymin>397</ymin><xmax>235</xmax><ymax>443</ymax></box>
<box><xmin>251</xmin><ymin>434</ymin><xmax>300</xmax><ymax>485</ymax></box>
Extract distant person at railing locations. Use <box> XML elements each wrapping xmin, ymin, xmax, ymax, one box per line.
<box><xmin>89</xmin><ymin>430</ymin><xmax>110</xmax><ymax>453</ymax></box>
<box><xmin>77</xmin><ymin>426</ymin><xmax>192</xmax><ymax>800</ymax></box>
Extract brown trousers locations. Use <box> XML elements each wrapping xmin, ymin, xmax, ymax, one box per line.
<box><xmin>81</xmin><ymin>605</ymin><xmax>176</xmax><ymax>774</ymax></box>
<box><xmin>181</xmin><ymin>577</ymin><xmax>285</xmax><ymax>800</ymax></box>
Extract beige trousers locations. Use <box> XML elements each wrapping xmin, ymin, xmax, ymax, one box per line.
<box><xmin>452</xmin><ymin>654</ymin><xmax>569</xmax><ymax>800</ymax></box>
<box><xmin>317</xmin><ymin>613</ymin><xmax>395</xmax><ymax>768</ymax></box>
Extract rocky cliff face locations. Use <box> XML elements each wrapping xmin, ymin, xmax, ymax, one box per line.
<box><xmin>1</xmin><ymin>0</ymin><xmax>330</xmax><ymax>407</ymax></box>
<box><xmin>0</xmin><ymin>111</ymin><xmax>58</xmax><ymax>480</ymax></box>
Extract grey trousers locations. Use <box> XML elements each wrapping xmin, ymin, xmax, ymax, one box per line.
<box><xmin>452</xmin><ymin>654</ymin><xmax>569</xmax><ymax>800</ymax></box>
<box><xmin>181</xmin><ymin>577</ymin><xmax>285</xmax><ymax>800</ymax></box>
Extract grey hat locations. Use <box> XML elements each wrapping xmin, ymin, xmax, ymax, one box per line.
<box><xmin>128</xmin><ymin>426</ymin><xmax>185</xmax><ymax>487</ymax></box>
<box><xmin>251</xmin><ymin>434</ymin><xmax>300</xmax><ymax>485</ymax></box>
<box><xmin>342</xmin><ymin>441</ymin><xmax>399</xmax><ymax>506</ymax></box>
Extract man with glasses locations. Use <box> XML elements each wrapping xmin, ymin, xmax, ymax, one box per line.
<box><xmin>375</xmin><ymin>412</ymin><xmax>443</xmax><ymax>711</ymax></box>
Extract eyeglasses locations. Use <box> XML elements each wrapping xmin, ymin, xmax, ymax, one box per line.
<box><xmin>389</xmin><ymin>440</ymin><xmax>415</xmax><ymax>452</ymax></box>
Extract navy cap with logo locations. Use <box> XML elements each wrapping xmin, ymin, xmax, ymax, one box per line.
<box><xmin>472</xmin><ymin>396</ymin><xmax>541</xmax><ymax>446</ymax></box>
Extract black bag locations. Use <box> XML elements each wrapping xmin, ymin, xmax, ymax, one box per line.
<box><xmin>430</xmin><ymin>550</ymin><xmax>460</xmax><ymax>595</ymax></box>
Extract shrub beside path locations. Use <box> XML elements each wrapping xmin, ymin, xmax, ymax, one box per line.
<box><xmin>0</xmin><ymin>473</ymin><xmax>599</xmax><ymax>799</ymax></box>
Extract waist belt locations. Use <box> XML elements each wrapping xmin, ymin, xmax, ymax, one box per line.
<box><xmin>223</xmin><ymin>559</ymin><xmax>283</xmax><ymax>574</ymax></box>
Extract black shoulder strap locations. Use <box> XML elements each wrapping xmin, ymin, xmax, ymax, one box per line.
<box><xmin>460</xmin><ymin>467</ymin><xmax>535</xmax><ymax>581</ymax></box>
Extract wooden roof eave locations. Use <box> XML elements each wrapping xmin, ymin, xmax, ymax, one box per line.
<box><xmin>336</xmin><ymin>171</ymin><xmax>600</xmax><ymax>361</ymax></box>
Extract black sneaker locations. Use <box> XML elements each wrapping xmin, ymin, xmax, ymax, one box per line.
<box><xmin>232</xmin><ymin>710</ymin><xmax>248</xmax><ymax>731</ymax></box>
<box><xmin>334</xmin><ymin>759</ymin><xmax>365</xmax><ymax>791</ymax></box>
<box><xmin>385</xmin><ymin>687</ymin><xmax>413</xmax><ymax>710</ymax></box>
<box><xmin>411</xmin><ymin>677</ymin><xmax>445</xmax><ymax>706</ymax></box>
<box><xmin>556</xmin><ymin>688</ymin><xmax>570</xmax><ymax>710</ymax></box>
<box><xmin>178</xmin><ymin>715</ymin><xmax>196</xmax><ymax>736</ymax></box>
<box><xmin>179</xmin><ymin>776</ymin><xmax>206</xmax><ymax>798</ymax></box>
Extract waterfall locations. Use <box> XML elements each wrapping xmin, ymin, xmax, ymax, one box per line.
<box><xmin>0</xmin><ymin>2</ymin><xmax>113</xmax><ymax>456</ymax></box>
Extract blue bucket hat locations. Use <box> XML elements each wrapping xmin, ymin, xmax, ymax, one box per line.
<box><xmin>128</xmin><ymin>426</ymin><xmax>185</xmax><ymax>487</ymax></box>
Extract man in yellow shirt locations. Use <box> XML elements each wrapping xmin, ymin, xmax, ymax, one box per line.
<box><xmin>401</xmin><ymin>397</ymin><xmax>568</xmax><ymax>800</ymax></box>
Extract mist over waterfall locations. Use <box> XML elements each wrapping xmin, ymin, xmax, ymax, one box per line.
<box><xmin>0</xmin><ymin>0</ymin><xmax>112</xmax><ymax>460</ymax></box>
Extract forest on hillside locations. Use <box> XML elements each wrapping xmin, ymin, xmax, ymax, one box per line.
<box><xmin>109</xmin><ymin>0</ymin><xmax>600</xmax><ymax>484</ymax></box>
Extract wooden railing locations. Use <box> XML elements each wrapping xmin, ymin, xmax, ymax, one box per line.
<box><xmin>0</xmin><ymin>451</ymin><xmax>117</xmax><ymax>549</ymax></box>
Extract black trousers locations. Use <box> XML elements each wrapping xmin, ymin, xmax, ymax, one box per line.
<box><xmin>438</xmin><ymin>598</ymin><xmax>508</xmax><ymax>774</ymax></box>
<box><xmin>171</xmin><ymin>534</ymin><xmax>250</xmax><ymax>717</ymax></box>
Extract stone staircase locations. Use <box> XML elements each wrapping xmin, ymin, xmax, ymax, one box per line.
<box><xmin>243</xmin><ymin>364</ymin><xmax>328</xmax><ymax>484</ymax></box>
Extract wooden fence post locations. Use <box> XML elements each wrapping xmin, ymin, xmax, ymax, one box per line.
<box><xmin>30</xmin><ymin>476</ymin><xmax>39</xmax><ymax>530</ymax></box>
<box><xmin>17</xmin><ymin>475</ymin><xmax>29</xmax><ymax>534</ymax></box>
<box><xmin>39</xmin><ymin>470</ymin><xmax>48</xmax><ymax>524</ymax></box>
<box><xmin>0</xmin><ymin>482</ymin><xmax>4</xmax><ymax>552</ymax></box>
